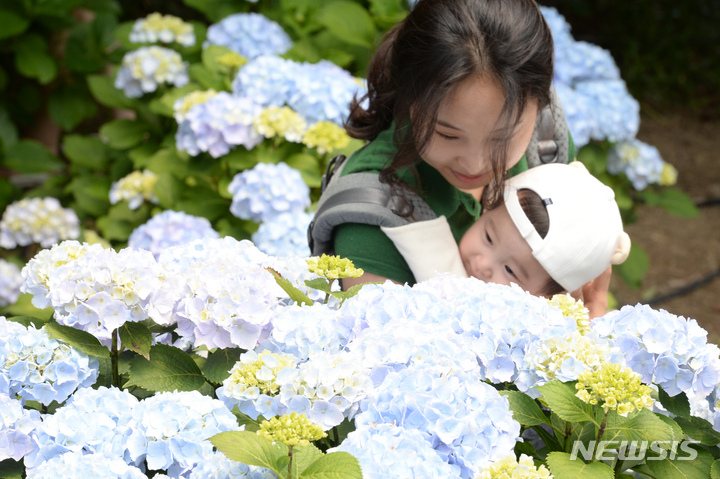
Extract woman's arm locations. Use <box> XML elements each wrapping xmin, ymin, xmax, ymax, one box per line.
<box><xmin>341</xmin><ymin>271</ymin><xmax>400</xmax><ymax>291</ymax></box>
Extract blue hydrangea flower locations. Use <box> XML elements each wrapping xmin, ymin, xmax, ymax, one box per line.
<box><xmin>0</xmin><ymin>197</ymin><xmax>80</xmax><ymax>249</ymax></box>
<box><xmin>554</xmin><ymin>40</ymin><xmax>621</xmax><ymax>86</ymax></box>
<box><xmin>232</xmin><ymin>56</ymin><xmax>367</xmax><ymax>126</ymax></box>
<box><xmin>24</xmin><ymin>386</ymin><xmax>139</xmax><ymax>469</ymax></box>
<box><xmin>205</xmin><ymin>13</ymin><xmax>292</xmax><ymax>60</ymax></box>
<box><xmin>0</xmin><ymin>259</ymin><xmax>22</xmax><ymax>307</ymax></box>
<box><xmin>188</xmin><ymin>451</ymin><xmax>276</xmax><ymax>478</ymax></box>
<box><xmin>355</xmin><ymin>365</ymin><xmax>520</xmax><ymax>478</ymax></box>
<box><xmin>0</xmin><ymin>394</ymin><xmax>41</xmax><ymax>461</ymax></box>
<box><xmin>126</xmin><ymin>390</ymin><xmax>240</xmax><ymax>476</ymax></box>
<box><xmin>28</xmin><ymin>451</ymin><xmax>148</xmax><ymax>479</ymax></box>
<box><xmin>176</xmin><ymin>91</ymin><xmax>263</xmax><ymax>158</ymax></box>
<box><xmin>591</xmin><ymin>304</ymin><xmax>720</xmax><ymax>398</ymax></box>
<box><xmin>540</xmin><ymin>6</ymin><xmax>574</xmax><ymax>51</ymax></box>
<box><xmin>573</xmin><ymin>80</ymin><xmax>640</xmax><ymax>143</ymax></box>
<box><xmin>251</xmin><ymin>211</ymin><xmax>313</xmax><ymax>257</ymax></box>
<box><xmin>0</xmin><ymin>317</ymin><xmax>98</xmax><ymax>406</ymax></box>
<box><xmin>553</xmin><ymin>83</ymin><xmax>595</xmax><ymax>148</ymax></box>
<box><xmin>228</xmin><ymin>162</ymin><xmax>310</xmax><ymax>223</ymax></box>
<box><xmin>129</xmin><ymin>210</ymin><xmax>220</xmax><ymax>258</ymax></box>
<box><xmin>607</xmin><ymin>139</ymin><xmax>665</xmax><ymax>190</ymax></box>
<box><xmin>332</xmin><ymin>423</ymin><xmax>461</xmax><ymax>478</ymax></box>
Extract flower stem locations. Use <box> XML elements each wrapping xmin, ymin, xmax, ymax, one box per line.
<box><xmin>286</xmin><ymin>445</ymin><xmax>293</xmax><ymax>479</ymax></box>
<box><xmin>111</xmin><ymin>328</ymin><xmax>120</xmax><ymax>388</ymax></box>
<box><xmin>590</xmin><ymin>410</ymin><xmax>609</xmax><ymax>463</ymax></box>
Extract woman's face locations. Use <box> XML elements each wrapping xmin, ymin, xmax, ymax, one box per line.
<box><xmin>420</xmin><ymin>76</ymin><xmax>538</xmax><ymax>199</ymax></box>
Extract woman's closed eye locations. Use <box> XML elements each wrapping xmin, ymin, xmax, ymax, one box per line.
<box><xmin>436</xmin><ymin>130</ymin><xmax>458</xmax><ymax>140</ymax></box>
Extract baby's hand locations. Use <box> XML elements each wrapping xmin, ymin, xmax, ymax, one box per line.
<box><xmin>571</xmin><ymin>265</ymin><xmax>612</xmax><ymax>319</ymax></box>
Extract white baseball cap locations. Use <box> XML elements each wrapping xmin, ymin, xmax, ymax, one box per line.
<box><xmin>504</xmin><ymin>162</ymin><xmax>631</xmax><ymax>292</ymax></box>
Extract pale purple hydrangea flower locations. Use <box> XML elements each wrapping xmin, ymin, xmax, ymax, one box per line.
<box><xmin>607</xmin><ymin>139</ymin><xmax>665</xmax><ymax>190</ymax></box>
<box><xmin>228</xmin><ymin>162</ymin><xmax>310</xmax><ymax>223</ymax></box>
<box><xmin>332</xmin><ymin>423</ymin><xmax>461</xmax><ymax>478</ymax></box>
<box><xmin>0</xmin><ymin>394</ymin><xmax>41</xmax><ymax>461</ymax></box>
<box><xmin>0</xmin><ymin>197</ymin><xmax>79</xmax><ymax>249</ymax></box>
<box><xmin>27</xmin><ymin>451</ymin><xmax>148</xmax><ymax>479</ymax></box>
<box><xmin>24</xmin><ymin>386</ymin><xmax>139</xmax><ymax>469</ymax></box>
<box><xmin>591</xmin><ymin>304</ymin><xmax>720</xmax><ymax>399</ymax></box>
<box><xmin>231</xmin><ymin>56</ymin><xmax>301</xmax><ymax>108</ymax></box>
<box><xmin>573</xmin><ymin>80</ymin><xmax>640</xmax><ymax>143</ymax></box>
<box><xmin>251</xmin><ymin>211</ymin><xmax>313</xmax><ymax>257</ymax></box>
<box><xmin>188</xmin><ymin>450</ymin><xmax>276</xmax><ymax>479</ymax></box>
<box><xmin>0</xmin><ymin>317</ymin><xmax>98</xmax><ymax>406</ymax></box>
<box><xmin>114</xmin><ymin>46</ymin><xmax>189</xmax><ymax>98</ymax></box>
<box><xmin>0</xmin><ymin>258</ymin><xmax>22</xmax><ymax>307</ymax></box>
<box><xmin>128</xmin><ymin>210</ymin><xmax>220</xmax><ymax>258</ymax></box>
<box><xmin>205</xmin><ymin>13</ymin><xmax>292</xmax><ymax>60</ymax></box>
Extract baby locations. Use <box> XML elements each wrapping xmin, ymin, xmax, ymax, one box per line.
<box><xmin>381</xmin><ymin>162</ymin><xmax>631</xmax><ymax>297</ymax></box>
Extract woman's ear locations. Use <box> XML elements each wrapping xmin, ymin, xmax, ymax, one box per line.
<box><xmin>611</xmin><ymin>232</ymin><xmax>631</xmax><ymax>265</ymax></box>
<box><xmin>568</xmin><ymin>160</ymin><xmax>589</xmax><ymax>174</ymax></box>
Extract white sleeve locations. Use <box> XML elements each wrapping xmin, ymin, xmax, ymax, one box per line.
<box><xmin>381</xmin><ymin>216</ymin><xmax>468</xmax><ymax>282</ymax></box>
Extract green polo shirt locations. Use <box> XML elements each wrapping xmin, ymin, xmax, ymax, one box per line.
<box><xmin>333</xmin><ymin>125</ymin><xmax>574</xmax><ymax>285</ymax></box>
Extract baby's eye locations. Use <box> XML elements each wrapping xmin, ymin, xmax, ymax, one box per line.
<box><xmin>485</xmin><ymin>232</ymin><xmax>493</xmax><ymax>245</ymax></box>
<box><xmin>436</xmin><ymin>131</ymin><xmax>457</xmax><ymax>140</ymax></box>
<box><xmin>505</xmin><ymin>265</ymin><xmax>516</xmax><ymax>277</ymax></box>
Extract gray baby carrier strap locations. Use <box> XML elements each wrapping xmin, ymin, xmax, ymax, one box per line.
<box><xmin>307</xmin><ymin>86</ymin><xmax>569</xmax><ymax>256</ymax></box>
<box><xmin>307</xmin><ymin>154</ymin><xmax>437</xmax><ymax>256</ymax></box>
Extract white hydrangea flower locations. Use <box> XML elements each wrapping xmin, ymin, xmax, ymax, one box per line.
<box><xmin>0</xmin><ymin>197</ymin><xmax>79</xmax><ymax>249</ymax></box>
<box><xmin>0</xmin><ymin>258</ymin><xmax>22</xmax><ymax>307</ymax></box>
<box><xmin>0</xmin><ymin>393</ymin><xmax>41</xmax><ymax>461</ymax></box>
<box><xmin>109</xmin><ymin>170</ymin><xmax>160</xmax><ymax>210</ymax></box>
<box><xmin>114</xmin><ymin>46</ymin><xmax>189</xmax><ymax>98</ymax></box>
<box><xmin>129</xmin><ymin>12</ymin><xmax>195</xmax><ymax>46</ymax></box>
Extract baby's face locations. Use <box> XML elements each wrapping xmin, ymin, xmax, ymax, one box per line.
<box><xmin>458</xmin><ymin>203</ymin><xmax>552</xmax><ymax>295</ymax></box>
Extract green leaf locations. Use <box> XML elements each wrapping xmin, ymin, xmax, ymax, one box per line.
<box><xmin>87</xmin><ymin>74</ymin><xmax>137</xmax><ymax>109</ymax></box>
<box><xmin>224</xmin><ymin>148</ymin><xmax>258</xmax><ymax>171</ymax></box>
<box><xmin>203</xmin><ymin>347</ymin><xmax>243</xmax><ymax>384</ymax></box>
<box><xmin>658</xmin><ymin>388</ymin><xmax>691</xmax><ymax>419</ymax></box>
<box><xmin>125</xmin><ymin>344</ymin><xmax>205</xmax><ymax>392</ymax></box>
<box><xmin>318</xmin><ymin>1</ymin><xmax>376</xmax><ymax>48</ymax></box>
<box><xmin>65</xmin><ymin>13</ymin><xmax>117</xmax><ymax>73</ymax></box>
<box><xmin>62</xmin><ymin>135</ymin><xmax>107</xmax><ymax>170</ymax></box>
<box><xmin>96</xmin><ymin>216</ymin><xmax>135</xmax><ymax>241</ymax></box>
<box><xmin>603</xmin><ymin>409</ymin><xmax>675</xmax><ymax>445</ymax></box>
<box><xmin>1</xmin><ymin>293</ymin><xmax>53</xmax><ymax>320</ymax></box>
<box><xmin>286</xmin><ymin>153</ymin><xmax>322</xmax><ymax>188</ymax></box>
<box><xmin>0</xmin><ymin>458</ymin><xmax>24</xmax><ymax>479</ymax></box>
<box><xmin>643</xmin><ymin>188</ymin><xmax>700</xmax><ymax>218</ymax></box>
<box><xmin>292</xmin><ymin>445</ymin><xmax>324</xmax><ymax>478</ymax></box>
<box><xmin>4</xmin><ymin>140</ymin><xmax>64</xmax><ymax>174</ymax></box>
<box><xmin>711</xmin><ymin>459</ymin><xmax>720</xmax><ymax>479</ymax></box>
<box><xmin>305</xmin><ymin>278</ymin><xmax>332</xmax><ymax>294</ymax></box>
<box><xmin>4</xmin><ymin>315</ymin><xmax>49</xmax><ymax>329</ymax></box>
<box><xmin>0</xmin><ymin>4</ymin><xmax>30</xmax><ymax>40</ymax></box>
<box><xmin>68</xmin><ymin>176</ymin><xmax>111</xmax><ymax>217</ymax></box>
<box><xmin>645</xmin><ymin>444</ymin><xmax>714</xmax><ymax>479</ymax></box>
<box><xmin>300</xmin><ymin>451</ymin><xmax>363</xmax><ymax>479</ymax></box>
<box><xmin>202</xmin><ymin>44</ymin><xmax>245</xmax><ymax>74</ymax></box>
<box><xmin>267</xmin><ymin>268</ymin><xmax>313</xmax><ymax>306</ymax></box>
<box><xmin>149</xmin><ymin>83</ymin><xmax>201</xmax><ymax>117</ymax></box>
<box><xmin>615</xmin><ymin>241</ymin><xmax>649</xmax><ymax>289</ymax></box>
<box><xmin>153</xmin><ymin>172</ymin><xmax>183</xmax><ymax>209</ymax></box>
<box><xmin>232</xmin><ymin>407</ymin><xmax>262</xmax><ymax>432</ymax></box>
<box><xmin>119</xmin><ymin>322</ymin><xmax>153</xmax><ymax>360</ymax></box>
<box><xmin>188</xmin><ymin>63</ymin><xmax>225</xmax><ymax>91</ymax></box>
<box><xmin>176</xmin><ymin>190</ymin><xmax>230</xmax><ymax>221</ymax></box>
<box><xmin>210</xmin><ymin>431</ymin><xmax>288</xmax><ymax>477</ymax></box>
<box><xmin>14</xmin><ymin>34</ymin><xmax>57</xmax><ymax>84</ymax></box>
<box><xmin>146</xmin><ymin>148</ymin><xmax>188</xmax><ymax>177</ymax></box>
<box><xmin>546</xmin><ymin>452</ymin><xmax>614</xmax><ymax>479</ymax></box>
<box><xmin>100</xmin><ymin>120</ymin><xmax>150</xmax><ymax>150</ymax></box>
<box><xmin>500</xmin><ymin>390</ymin><xmax>550</xmax><ymax>427</ymax></box>
<box><xmin>675</xmin><ymin>416</ymin><xmax>720</xmax><ymax>446</ymax></box>
<box><xmin>49</xmin><ymin>84</ymin><xmax>98</xmax><ymax>131</ymax></box>
<box><xmin>0</xmin><ymin>105</ymin><xmax>18</xmax><ymax>149</ymax></box>
<box><xmin>535</xmin><ymin>380</ymin><xmax>596</xmax><ymax>424</ymax></box>
<box><xmin>44</xmin><ymin>322</ymin><xmax>110</xmax><ymax>358</ymax></box>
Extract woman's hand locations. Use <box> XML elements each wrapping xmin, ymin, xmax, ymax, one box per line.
<box><xmin>571</xmin><ymin>265</ymin><xmax>612</xmax><ymax>319</ymax></box>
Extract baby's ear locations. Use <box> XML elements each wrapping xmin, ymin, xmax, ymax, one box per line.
<box><xmin>568</xmin><ymin>161</ymin><xmax>589</xmax><ymax>174</ymax></box>
<box><xmin>611</xmin><ymin>232</ymin><xmax>631</xmax><ymax>265</ymax></box>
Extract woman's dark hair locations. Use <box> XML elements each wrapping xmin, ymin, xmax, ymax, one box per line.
<box><xmin>345</xmin><ymin>0</ymin><xmax>554</xmax><ymax>211</ymax></box>
<box><xmin>517</xmin><ymin>188</ymin><xmax>565</xmax><ymax>296</ymax></box>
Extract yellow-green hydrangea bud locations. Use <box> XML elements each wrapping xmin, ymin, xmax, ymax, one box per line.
<box><xmin>225</xmin><ymin>350</ymin><xmax>296</xmax><ymax>396</ymax></box>
<box><xmin>659</xmin><ymin>162</ymin><xmax>678</xmax><ymax>186</ymax></box>
<box><xmin>174</xmin><ymin>89</ymin><xmax>217</xmax><ymax>122</ymax></box>
<box><xmin>109</xmin><ymin>170</ymin><xmax>159</xmax><ymax>210</ymax></box>
<box><xmin>306</xmin><ymin>254</ymin><xmax>363</xmax><ymax>280</ymax></box>
<box><xmin>477</xmin><ymin>453</ymin><xmax>553</xmax><ymax>479</ymax></box>
<box><xmin>527</xmin><ymin>331</ymin><xmax>610</xmax><ymax>381</ymax></box>
<box><xmin>216</xmin><ymin>52</ymin><xmax>248</xmax><ymax>69</ymax></box>
<box><xmin>575</xmin><ymin>362</ymin><xmax>655</xmax><ymax>416</ymax></box>
<box><xmin>547</xmin><ymin>293</ymin><xmax>590</xmax><ymax>335</ymax></box>
<box><xmin>253</xmin><ymin>106</ymin><xmax>307</xmax><ymax>143</ymax></box>
<box><xmin>257</xmin><ymin>412</ymin><xmax>327</xmax><ymax>447</ymax></box>
<box><xmin>130</xmin><ymin>12</ymin><xmax>195</xmax><ymax>47</ymax></box>
<box><xmin>302</xmin><ymin>121</ymin><xmax>350</xmax><ymax>154</ymax></box>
